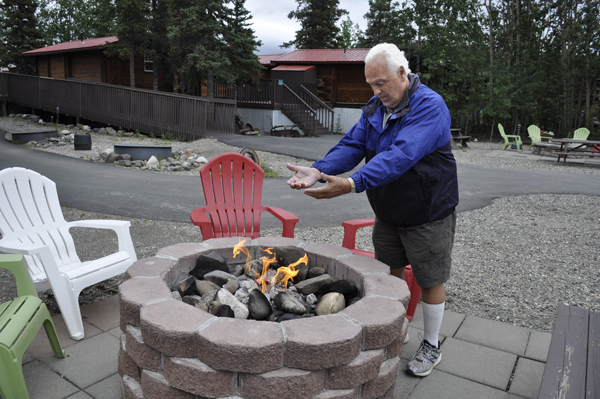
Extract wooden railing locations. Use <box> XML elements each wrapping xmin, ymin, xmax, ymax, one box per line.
<box><xmin>0</xmin><ymin>73</ymin><xmax>236</xmax><ymax>140</ymax></box>
<box><xmin>280</xmin><ymin>83</ymin><xmax>315</xmax><ymax>135</ymax></box>
<box><xmin>215</xmin><ymin>80</ymin><xmax>279</xmax><ymax>109</ymax></box>
<box><xmin>300</xmin><ymin>84</ymin><xmax>334</xmax><ymax>133</ymax></box>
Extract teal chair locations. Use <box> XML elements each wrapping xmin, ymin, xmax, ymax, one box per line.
<box><xmin>498</xmin><ymin>123</ymin><xmax>523</xmax><ymax>151</ymax></box>
<box><xmin>0</xmin><ymin>254</ymin><xmax>65</xmax><ymax>399</ymax></box>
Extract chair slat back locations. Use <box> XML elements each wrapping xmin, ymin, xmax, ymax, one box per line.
<box><xmin>573</xmin><ymin>128</ymin><xmax>590</xmax><ymax>140</ymax></box>
<box><xmin>0</xmin><ymin>168</ymin><xmax>80</xmax><ymax>279</ymax></box>
<box><xmin>527</xmin><ymin>125</ymin><xmax>542</xmax><ymax>142</ymax></box>
<box><xmin>199</xmin><ymin>153</ymin><xmax>265</xmax><ymax>238</ymax></box>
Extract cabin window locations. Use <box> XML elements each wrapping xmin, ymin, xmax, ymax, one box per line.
<box><xmin>144</xmin><ymin>55</ymin><xmax>153</xmax><ymax>73</ymax></box>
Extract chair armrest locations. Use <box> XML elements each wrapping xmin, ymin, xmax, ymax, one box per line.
<box><xmin>67</xmin><ymin>219</ymin><xmax>136</xmax><ymax>261</ymax></box>
<box><xmin>190</xmin><ymin>207</ymin><xmax>215</xmax><ymax>240</ymax></box>
<box><xmin>264</xmin><ymin>207</ymin><xmax>299</xmax><ymax>238</ymax></box>
<box><xmin>0</xmin><ymin>240</ymin><xmax>62</xmax><ymax>281</ymax></box>
<box><xmin>342</xmin><ymin>219</ymin><xmax>375</xmax><ymax>251</ymax></box>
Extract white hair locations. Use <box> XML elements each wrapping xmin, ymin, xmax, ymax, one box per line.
<box><xmin>365</xmin><ymin>43</ymin><xmax>411</xmax><ymax>75</ymax></box>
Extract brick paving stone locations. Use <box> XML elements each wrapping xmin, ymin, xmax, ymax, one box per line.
<box><xmin>141</xmin><ymin>299</ymin><xmax>214</xmax><ymax>357</ymax></box>
<box><xmin>341</xmin><ymin>296</ymin><xmax>405</xmax><ymax>350</ymax></box>
<box><xmin>283</xmin><ymin>314</ymin><xmax>362</xmax><ymax>370</ymax></box>
<box><xmin>156</xmin><ymin>242</ymin><xmax>211</xmax><ymax>271</ymax></box>
<box><xmin>126</xmin><ymin>325</ymin><xmax>161</xmax><ymax>372</ymax></box>
<box><xmin>141</xmin><ymin>369</ymin><xmax>196</xmax><ymax>399</ymax></box>
<box><xmin>164</xmin><ymin>356</ymin><xmax>236</xmax><ymax>398</ymax></box>
<box><xmin>197</xmin><ymin>317</ymin><xmax>285</xmax><ymax>373</ymax></box>
<box><xmin>313</xmin><ymin>388</ymin><xmax>359</xmax><ymax>399</ymax></box>
<box><xmin>325</xmin><ymin>349</ymin><xmax>384</xmax><ymax>389</ymax></box>
<box><xmin>334</xmin><ymin>256</ymin><xmax>390</xmax><ymax>291</ymax></box>
<box><xmin>119</xmin><ymin>333</ymin><xmax>141</xmax><ymax>380</ymax></box>
<box><xmin>119</xmin><ymin>278</ymin><xmax>172</xmax><ymax>331</ymax></box>
<box><xmin>122</xmin><ymin>375</ymin><xmax>145</xmax><ymax>399</ymax></box>
<box><xmin>240</xmin><ymin>367</ymin><xmax>324</xmax><ymax>399</ymax></box>
<box><xmin>303</xmin><ymin>242</ymin><xmax>353</xmax><ymax>273</ymax></box>
<box><xmin>361</xmin><ymin>356</ymin><xmax>401</xmax><ymax>399</ymax></box>
<box><xmin>125</xmin><ymin>256</ymin><xmax>178</xmax><ymax>281</ymax></box>
<box><xmin>202</xmin><ymin>237</ymin><xmax>252</xmax><ymax>262</ymax></box>
<box><xmin>362</xmin><ymin>274</ymin><xmax>409</xmax><ymax>304</ymax></box>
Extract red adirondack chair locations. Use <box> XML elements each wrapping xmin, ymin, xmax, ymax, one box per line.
<box><xmin>191</xmin><ymin>152</ymin><xmax>299</xmax><ymax>239</ymax></box>
<box><xmin>342</xmin><ymin>218</ymin><xmax>421</xmax><ymax>322</ymax></box>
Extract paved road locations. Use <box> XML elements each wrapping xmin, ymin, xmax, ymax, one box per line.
<box><xmin>2</xmin><ymin>133</ymin><xmax>600</xmax><ymax>228</ymax></box>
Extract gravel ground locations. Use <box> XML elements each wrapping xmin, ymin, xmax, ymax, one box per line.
<box><xmin>1</xmin><ymin>115</ymin><xmax>599</xmax><ymax>333</ymax></box>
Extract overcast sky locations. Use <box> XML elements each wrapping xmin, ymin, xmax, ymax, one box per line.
<box><xmin>245</xmin><ymin>0</ymin><xmax>370</xmax><ymax>55</ymax></box>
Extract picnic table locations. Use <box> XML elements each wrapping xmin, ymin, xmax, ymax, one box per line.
<box><xmin>549</xmin><ymin>138</ymin><xmax>600</xmax><ymax>162</ymax></box>
<box><xmin>450</xmin><ymin>128</ymin><xmax>471</xmax><ymax>149</ymax></box>
<box><xmin>538</xmin><ymin>304</ymin><xmax>599</xmax><ymax>398</ymax></box>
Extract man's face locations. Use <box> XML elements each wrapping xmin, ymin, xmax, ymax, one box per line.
<box><xmin>365</xmin><ymin>57</ymin><xmax>408</xmax><ymax>109</ymax></box>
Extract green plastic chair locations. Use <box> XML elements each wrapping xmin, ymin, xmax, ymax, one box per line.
<box><xmin>498</xmin><ymin>123</ymin><xmax>523</xmax><ymax>151</ymax></box>
<box><xmin>527</xmin><ymin>125</ymin><xmax>544</xmax><ymax>149</ymax></box>
<box><xmin>0</xmin><ymin>254</ymin><xmax>65</xmax><ymax>399</ymax></box>
<box><xmin>573</xmin><ymin>127</ymin><xmax>590</xmax><ymax>140</ymax></box>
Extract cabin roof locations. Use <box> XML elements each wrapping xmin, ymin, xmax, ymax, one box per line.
<box><xmin>23</xmin><ymin>37</ymin><xmax>118</xmax><ymax>56</ymax></box>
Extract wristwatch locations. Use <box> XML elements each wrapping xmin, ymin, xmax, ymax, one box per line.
<box><xmin>347</xmin><ymin>177</ymin><xmax>356</xmax><ymax>193</ymax></box>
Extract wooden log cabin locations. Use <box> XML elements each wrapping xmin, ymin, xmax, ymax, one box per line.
<box><xmin>258</xmin><ymin>49</ymin><xmax>373</xmax><ymax>108</ymax></box>
<box><xmin>22</xmin><ymin>36</ymin><xmax>171</xmax><ymax>92</ymax></box>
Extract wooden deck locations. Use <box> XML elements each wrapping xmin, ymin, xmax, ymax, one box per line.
<box><xmin>538</xmin><ymin>304</ymin><xmax>600</xmax><ymax>398</ymax></box>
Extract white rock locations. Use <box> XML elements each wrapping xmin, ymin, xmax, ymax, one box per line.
<box><xmin>147</xmin><ymin>156</ymin><xmax>159</xmax><ymax>167</ymax></box>
<box><xmin>216</xmin><ymin>289</ymin><xmax>249</xmax><ymax>319</ymax></box>
<box><xmin>83</xmin><ymin>125</ymin><xmax>91</xmax><ymax>131</ymax></box>
<box><xmin>196</xmin><ymin>156</ymin><xmax>208</xmax><ymax>164</ymax></box>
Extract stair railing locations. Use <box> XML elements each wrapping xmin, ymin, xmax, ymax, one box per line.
<box><xmin>300</xmin><ymin>84</ymin><xmax>334</xmax><ymax>133</ymax></box>
<box><xmin>280</xmin><ymin>83</ymin><xmax>316</xmax><ymax>136</ymax></box>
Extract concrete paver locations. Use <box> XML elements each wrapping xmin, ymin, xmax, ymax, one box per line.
<box><xmin>405</xmin><ymin>370</ymin><xmax>508</xmax><ymax>399</ymax></box>
<box><xmin>454</xmin><ymin>315</ymin><xmax>531</xmax><ymax>356</ymax></box>
<box><xmin>524</xmin><ymin>330</ymin><xmax>552</xmax><ymax>362</ymax></box>
<box><xmin>508</xmin><ymin>358</ymin><xmax>545</xmax><ymax>399</ymax></box>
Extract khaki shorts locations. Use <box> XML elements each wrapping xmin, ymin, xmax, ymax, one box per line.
<box><xmin>372</xmin><ymin>210</ymin><xmax>456</xmax><ymax>288</ymax></box>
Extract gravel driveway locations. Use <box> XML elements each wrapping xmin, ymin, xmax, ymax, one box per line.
<box><xmin>1</xmin><ymin>115</ymin><xmax>599</xmax><ymax>333</ymax></box>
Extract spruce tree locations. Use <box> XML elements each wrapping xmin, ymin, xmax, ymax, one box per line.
<box><xmin>0</xmin><ymin>0</ymin><xmax>44</xmax><ymax>74</ymax></box>
<box><xmin>113</xmin><ymin>0</ymin><xmax>151</xmax><ymax>88</ymax></box>
<box><xmin>89</xmin><ymin>0</ymin><xmax>117</xmax><ymax>38</ymax></box>
<box><xmin>167</xmin><ymin>0</ymin><xmax>229</xmax><ymax>95</ymax></box>
<box><xmin>359</xmin><ymin>0</ymin><xmax>405</xmax><ymax>48</ymax></box>
<box><xmin>223</xmin><ymin>0</ymin><xmax>263</xmax><ymax>87</ymax></box>
<box><xmin>282</xmin><ymin>0</ymin><xmax>348</xmax><ymax>49</ymax></box>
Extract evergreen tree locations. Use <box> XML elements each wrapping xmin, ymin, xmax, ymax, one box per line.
<box><xmin>359</xmin><ymin>0</ymin><xmax>404</xmax><ymax>48</ymax></box>
<box><xmin>222</xmin><ymin>0</ymin><xmax>263</xmax><ymax>87</ymax></box>
<box><xmin>282</xmin><ymin>0</ymin><xmax>348</xmax><ymax>49</ymax></box>
<box><xmin>0</xmin><ymin>0</ymin><xmax>44</xmax><ymax>74</ymax></box>
<box><xmin>167</xmin><ymin>0</ymin><xmax>229</xmax><ymax>95</ymax></box>
<box><xmin>37</xmin><ymin>0</ymin><xmax>93</xmax><ymax>44</ymax></box>
<box><xmin>89</xmin><ymin>0</ymin><xmax>117</xmax><ymax>38</ymax></box>
<box><xmin>147</xmin><ymin>0</ymin><xmax>170</xmax><ymax>91</ymax></box>
<box><xmin>113</xmin><ymin>0</ymin><xmax>151</xmax><ymax>88</ymax></box>
<box><xmin>337</xmin><ymin>16</ymin><xmax>362</xmax><ymax>49</ymax></box>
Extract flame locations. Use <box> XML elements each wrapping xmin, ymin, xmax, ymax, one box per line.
<box><xmin>271</xmin><ymin>254</ymin><xmax>307</xmax><ymax>289</ymax></box>
<box><xmin>233</xmin><ymin>239</ymin><xmax>252</xmax><ymax>273</ymax></box>
<box><xmin>232</xmin><ymin>241</ymin><xmax>307</xmax><ymax>293</ymax></box>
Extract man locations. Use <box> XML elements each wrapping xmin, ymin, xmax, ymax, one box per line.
<box><xmin>286</xmin><ymin>43</ymin><xmax>458</xmax><ymax>377</ymax></box>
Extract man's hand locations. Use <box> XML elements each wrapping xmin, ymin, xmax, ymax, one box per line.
<box><xmin>304</xmin><ymin>173</ymin><xmax>352</xmax><ymax>199</ymax></box>
<box><xmin>286</xmin><ymin>163</ymin><xmax>321</xmax><ymax>189</ymax></box>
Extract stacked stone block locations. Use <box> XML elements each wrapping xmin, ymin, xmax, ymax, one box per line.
<box><xmin>119</xmin><ymin>237</ymin><xmax>410</xmax><ymax>399</ymax></box>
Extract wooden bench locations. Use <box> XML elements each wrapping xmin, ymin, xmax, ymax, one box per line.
<box><xmin>538</xmin><ymin>304</ymin><xmax>599</xmax><ymax>398</ymax></box>
<box><xmin>450</xmin><ymin>128</ymin><xmax>471</xmax><ymax>149</ymax></box>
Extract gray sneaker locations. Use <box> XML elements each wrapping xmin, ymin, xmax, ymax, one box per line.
<box><xmin>406</xmin><ymin>337</ymin><xmax>441</xmax><ymax>377</ymax></box>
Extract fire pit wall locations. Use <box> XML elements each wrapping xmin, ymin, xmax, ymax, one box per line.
<box><xmin>118</xmin><ymin>237</ymin><xmax>411</xmax><ymax>399</ymax></box>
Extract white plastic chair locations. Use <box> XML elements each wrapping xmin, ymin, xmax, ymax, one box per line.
<box><xmin>0</xmin><ymin>167</ymin><xmax>137</xmax><ymax>340</ymax></box>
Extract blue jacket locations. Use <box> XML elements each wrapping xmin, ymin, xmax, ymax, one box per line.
<box><xmin>312</xmin><ymin>74</ymin><xmax>459</xmax><ymax>228</ymax></box>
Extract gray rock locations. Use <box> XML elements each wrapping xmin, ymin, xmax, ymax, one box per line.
<box><xmin>203</xmin><ymin>270</ymin><xmax>239</xmax><ymax>287</ymax></box>
<box><xmin>295</xmin><ymin>274</ymin><xmax>334</xmax><ymax>295</ymax></box>
<box><xmin>177</xmin><ymin>276</ymin><xmax>197</xmax><ymax>297</ymax></box>
<box><xmin>315</xmin><ymin>292</ymin><xmax>345</xmax><ymax>316</ymax></box>
<box><xmin>171</xmin><ymin>291</ymin><xmax>182</xmax><ymax>301</ymax></box>
<box><xmin>190</xmin><ymin>251</ymin><xmax>229</xmax><ymax>279</ymax></box>
<box><xmin>273</xmin><ymin>291</ymin><xmax>306</xmax><ymax>315</ymax></box>
<box><xmin>106</xmin><ymin>127</ymin><xmax>117</xmax><ymax>135</ymax></box>
<box><xmin>195</xmin><ymin>280</ymin><xmax>220</xmax><ymax>296</ymax></box>
<box><xmin>105</xmin><ymin>152</ymin><xmax>120</xmax><ymax>163</ymax></box>
<box><xmin>223</xmin><ymin>279</ymin><xmax>239</xmax><ymax>295</ymax></box>
<box><xmin>216</xmin><ymin>289</ymin><xmax>249</xmax><ymax>319</ymax></box>
<box><xmin>182</xmin><ymin>295</ymin><xmax>208</xmax><ymax>311</ymax></box>
<box><xmin>214</xmin><ymin>304</ymin><xmax>235</xmax><ymax>318</ymax></box>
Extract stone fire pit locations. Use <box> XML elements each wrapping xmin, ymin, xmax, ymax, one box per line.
<box><xmin>118</xmin><ymin>237</ymin><xmax>411</xmax><ymax>399</ymax></box>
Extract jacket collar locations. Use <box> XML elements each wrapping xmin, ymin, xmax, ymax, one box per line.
<box><xmin>362</xmin><ymin>73</ymin><xmax>421</xmax><ymax>119</ymax></box>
